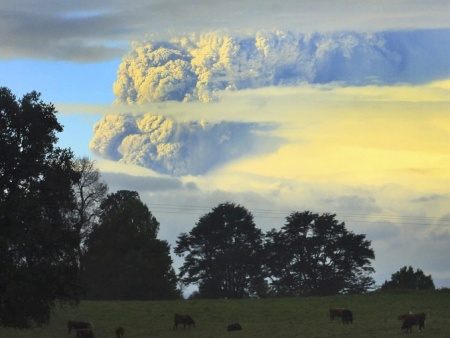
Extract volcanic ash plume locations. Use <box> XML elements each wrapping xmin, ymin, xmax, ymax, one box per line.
<box><xmin>90</xmin><ymin>114</ymin><xmax>265</xmax><ymax>176</ymax></box>
<box><xmin>113</xmin><ymin>30</ymin><xmax>450</xmax><ymax>104</ymax></box>
<box><xmin>91</xmin><ymin>29</ymin><xmax>450</xmax><ymax>176</ymax></box>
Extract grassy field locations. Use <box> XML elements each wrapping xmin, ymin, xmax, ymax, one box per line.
<box><xmin>1</xmin><ymin>290</ymin><xmax>450</xmax><ymax>338</ymax></box>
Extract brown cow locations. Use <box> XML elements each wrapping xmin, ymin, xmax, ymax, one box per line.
<box><xmin>400</xmin><ymin>313</ymin><xmax>426</xmax><ymax>332</ymax></box>
<box><xmin>329</xmin><ymin>308</ymin><xmax>345</xmax><ymax>321</ymax></box>
<box><xmin>115</xmin><ymin>326</ymin><xmax>124</xmax><ymax>338</ymax></box>
<box><xmin>173</xmin><ymin>313</ymin><xmax>195</xmax><ymax>329</ymax></box>
<box><xmin>67</xmin><ymin>321</ymin><xmax>93</xmax><ymax>335</ymax></box>
<box><xmin>76</xmin><ymin>329</ymin><xmax>95</xmax><ymax>338</ymax></box>
<box><xmin>397</xmin><ymin>311</ymin><xmax>412</xmax><ymax>320</ymax></box>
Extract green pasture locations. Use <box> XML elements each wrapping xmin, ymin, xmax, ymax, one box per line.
<box><xmin>1</xmin><ymin>290</ymin><xmax>450</xmax><ymax>338</ymax></box>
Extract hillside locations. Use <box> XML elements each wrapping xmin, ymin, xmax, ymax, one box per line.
<box><xmin>1</xmin><ymin>290</ymin><xmax>449</xmax><ymax>337</ymax></box>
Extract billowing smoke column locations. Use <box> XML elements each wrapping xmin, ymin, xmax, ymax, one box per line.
<box><xmin>113</xmin><ymin>29</ymin><xmax>450</xmax><ymax>103</ymax></box>
<box><xmin>90</xmin><ymin>114</ymin><xmax>264</xmax><ymax>176</ymax></box>
<box><xmin>90</xmin><ymin>29</ymin><xmax>450</xmax><ymax>176</ymax></box>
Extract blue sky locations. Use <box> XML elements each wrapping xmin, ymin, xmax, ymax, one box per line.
<box><xmin>0</xmin><ymin>60</ymin><xmax>119</xmax><ymax>156</ymax></box>
<box><xmin>0</xmin><ymin>60</ymin><xmax>118</xmax><ymax>103</ymax></box>
<box><xmin>2</xmin><ymin>1</ymin><xmax>450</xmax><ymax>290</ymax></box>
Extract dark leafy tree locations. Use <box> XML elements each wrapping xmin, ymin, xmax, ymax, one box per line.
<box><xmin>380</xmin><ymin>266</ymin><xmax>435</xmax><ymax>291</ymax></box>
<box><xmin>175</xmin><ymin>202</ymin><xmax>265</xmax><ymax>299</ymax></box>
<box><xmin>81</xmin><ymin>190</ymin><xmax>180</xmax><ymax>300</ymax></box>
<box><xmin>70</xmin><ymin>157</ymin><xmax>108</xmax><ymax>267</ymax></box>
<box><xmin>264</xmin><ymin>211</ymin><xmax>375</xmax><ymax>296</ymax></box>
<box><xmin>0</xmin><ymin>88</ymin><xmax>81</xmax><ymax>328</ymax></box>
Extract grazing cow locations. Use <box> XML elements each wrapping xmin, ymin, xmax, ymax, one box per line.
<box><xmin>400</xmin><ymin>313</ymin><xmax>426</xmax><ymax>332</ymax></box>
<box><xmin>76</xmin><ymin>329</ymin><xmax>95</xmax><ymax>338</ymax></box>
<box><xmin>115</xmin><ymin>326</ymin><xmax>124</xmax><ymax>338</ymax></box>
<box><xmin>173</xmin><ymin>314</ymin><xmax>195</xmax><ymax>329</ymax></box>
<box><xmin>329</xmin><ymin>308</ymin><xmax>345</xmax><ymax>321</ymax></box>
<box><xmin>227</xmin><ymin>323</ymin><xmax>242</xmax><ymax>331</ymax></box>
<box><xmin>67</xmin><ymin>321</ymin><xmax>93</xmax><ymax>335</ymax></box>
<box><xmin>342</xmin><ymin>309</ymin><xmax>353</xmax><ymax>324</ymax></box>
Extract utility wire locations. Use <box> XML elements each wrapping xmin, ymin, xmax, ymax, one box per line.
<box><xmin>145</xmin><ymin>203</ymin><xmax>450</xmax><ymax>226</ymax></box>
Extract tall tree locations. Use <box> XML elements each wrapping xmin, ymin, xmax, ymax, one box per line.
<box><xmin>175</xmin><ymin>202</ymin><xmax>265</xmax><ymax>299</ymax></box>
<box><xmin>264</xmin><ymin>211</ymin><xmax>375</xmax><ymax>296</ymax></box>
<box><xmin>70</xmin><ymin>157</ymin><xmax>108</xmax><ymax>267</ymax></box>
<box><xmin>81</xmin><ymin>190</ymin><xmax>180</xmax><ymax>300</ymax></box>
<box><xmin>380</xmin><ymin>266</ymin><xmax>435</xmax><ymax>291</ymax></box>
<box><xmin>0</xmin><ymin>88</ymin><xmax>81</xmax><ymax>328</ymax></box>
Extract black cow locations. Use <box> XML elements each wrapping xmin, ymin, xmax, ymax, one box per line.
<box><xmin>227</xmin><ymin>323</ymin><xmax>242</xmax><ymax>331</ymax></box>
<box><xmin>115</xmin><ymin>326</ymin><xmax>124</xmax><ymax>338</ymax></box>
<box><xmin>342</xmin><ymin>309</ymin><xmax>353</xmax><ymax>324</ymax></box>
<box><xmin>401</xmin><ymin>313</ymin><xmax>426</xmax><ymax>332</ymax></box>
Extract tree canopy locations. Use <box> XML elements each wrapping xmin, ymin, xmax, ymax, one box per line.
<box><xmin>264</xmin><ymin>211</ymin><xmax>375</xmax><ymax>295</ymax></box>
<box><xmin>381</xmin><ymin>266</ymin><xmax>435</xmax><ymax>291</ymax></box>
<box><xmin>175</xmin><ymin>202</ymin><xmax>266</xmax><ymax>299</ymax></box>
<box><xmin>176</xmin><ymin>206</ymin><xmax>376</xmax><ymax>298</ymax></box>
<box><xmin>0</xmin><ymin>87</ymin><xmax>81</xmax><ymax>328</ymax></box>
<box><xmin>81</xmin><ymin>190</ymin><xmax>180</xmax><ymax>300</ymax></box>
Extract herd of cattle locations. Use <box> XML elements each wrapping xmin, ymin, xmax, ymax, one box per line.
<box><xmin>67</xmin><ymin>314</ymin><xmax>241</xmax><ymax>337</ymax></box>
<box><xmin>329</xmin><ymin>307</ymin><xmax>426</xmax><ymax>333</ymax></box>
<box><xmin>68</xmin><ymin>314</ymin><xmax>243</xmax><ymax>337</ymax></box>
<box><xmin>67</xmin><ymin>321</ymin><xmax>124</xmax><ymax>338</ymax></box>
<box><xmin>67</xmin><ymin>308</ymin><xmax>426</xmax><ymax>336</ymax></box>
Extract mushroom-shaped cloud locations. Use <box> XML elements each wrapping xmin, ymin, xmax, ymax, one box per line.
<box><xmin>90</xmin><ymin>114</ymin><xmax>275</xmax><ymax>176</ymax></box>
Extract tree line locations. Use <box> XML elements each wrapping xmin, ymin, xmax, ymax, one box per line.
<box><xmin>175</xmin><ymin>204</ymin><xmax>376</xmax><ymax>298</ymax></box>
<box><xmin>0</xmin><ymin>88</ymin><xmax>434</xmax><ymax>329</ymax></box>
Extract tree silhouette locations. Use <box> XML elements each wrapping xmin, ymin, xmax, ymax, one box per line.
<box><xmin>0</xmin><ymin>87</ymin><xmax>81</xmax><ymax>328</ymax></box>
<box><xmin>264</xmin><ymin>211</ymin><xmax>375</xmax><ymax>295</ymax></box>
<box><xmin>81</xmin><ymin>190</ymin><xmax>180</xmax><ymax>300</ymax></box>
<box><xmin>70</xmin><ymin>157</ymin><xmax>108</xmax><ymax>269</ymax></box>
<box><xmin>175</xmin><ymin>202</ymin><xmax>265</xmax><ymax>298</ymax></box>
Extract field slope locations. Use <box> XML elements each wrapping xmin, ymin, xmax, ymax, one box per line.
<box><xmin>1</xmin><ymin>290</ymin><xmax>449</xmax><ymax>337</ymax></box>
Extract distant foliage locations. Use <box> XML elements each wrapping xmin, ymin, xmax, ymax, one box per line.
<box><xmin>0</xmin><ymin>87</ymin><xmax>81</xmax><ymax>328</ymax></box>
<box><xmin>381</xmin><ymin>266</ymin><xmax>435</xmax><ymax>291</ymax></box>
<box><xmin>81</xmin><ymin>190</ymin><xmax>181</xmax><ymax>300</ymax></box>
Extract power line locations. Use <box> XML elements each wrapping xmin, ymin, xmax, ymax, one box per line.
<box><xmin>145</xmin><ymin>202</ymin><xmax>450</xmax><ymax>227</ymax></box>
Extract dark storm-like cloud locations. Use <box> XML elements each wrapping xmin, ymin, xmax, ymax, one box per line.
<box><xmin>0</xmin><ymin>7</ymin><xmax>129</xmax><ymax>62</ymax></box>
<box><xmin>3</xmin><ymin>1</ymin><xmax>450</xmax><ymax>62</ymax></box>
